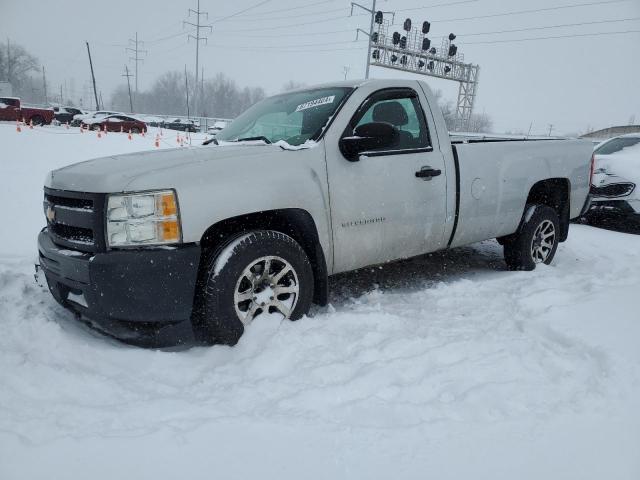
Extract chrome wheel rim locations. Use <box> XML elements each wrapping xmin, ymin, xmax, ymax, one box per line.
<box><xmin>234</xmin><ymin>255</ymin><xmax>299</xmax><ymax>325</ymax></box>
<box><xmin>530</xmin><ymin>220</ymin><xmax>556</xmax><ymax>263</ymax></box>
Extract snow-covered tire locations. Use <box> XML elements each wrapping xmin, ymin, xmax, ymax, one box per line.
<box><xmin>503</xmin><ymin>204</ymin><xmax>560</xmax><ymax>271</ymax></box>
<box><xmin>192</xmin><ymin>230</ymin><xmax>314</xmax><ymax>346</ymax></box>
<box><xmin>31</xmin><ymin>115</ymin><xmax>44</xmax><ymax>126</ymax></box>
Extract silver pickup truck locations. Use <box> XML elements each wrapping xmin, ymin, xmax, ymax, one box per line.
<box><xmin>39</xmin><ymin>79</ymin><xmax>593</xmax><ymax>347</ymax></box>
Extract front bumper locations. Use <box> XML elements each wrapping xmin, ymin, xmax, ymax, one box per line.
<box><xmin>38</xmin><ymin>229</ymin><xmax>201</xmax><ymax>346</ymax></box>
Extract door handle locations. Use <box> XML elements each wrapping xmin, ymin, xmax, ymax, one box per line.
<box><xmin>415</xmin><ymin>166</ymin><xmax>441</xmax><ymax>180</ymax></box>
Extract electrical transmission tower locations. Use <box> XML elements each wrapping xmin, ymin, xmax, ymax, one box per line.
<box><xmin>184</xmin><ymin>0</ymin><xmax>212</xmax><ymax>117</ymax></box>
<box><xmin>353</xmin><ymin>5</ymin><xmax>481</xmax><ymax>131</ymax></box>
<box><xmin>126</xmin><ymin>32</ymin><xmax>147</xmax><ymax>94</ymax></box>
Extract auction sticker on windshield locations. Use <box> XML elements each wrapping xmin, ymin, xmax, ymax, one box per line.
<box><xmin>295</xmin><ymin>95</ymin><xmax>335</xmax><ymax>112</ymax></box>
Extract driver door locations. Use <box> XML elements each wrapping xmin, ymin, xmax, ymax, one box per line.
<box><xmin>327</xmin><ymin>87</ymin><xmax>448</xmax><ymax>273</ymax></box>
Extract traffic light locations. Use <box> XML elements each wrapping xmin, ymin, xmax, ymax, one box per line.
<box><xmin>444</xmin><ymin>65</ymin><xmax>451</xmax><ymax>74</ymax></box>
<box><xmin>372</xmin><ymin>32</ymin><xmax>379</xmax><ymax>44</ymax></box>
<box><xmin>392</xmin><ymin>32</ymin><xmax>401</xmax><ymax>45</ymax></box>
<box><xmin>449</xmin><ymin>33</ymin><xmax>456</xmax><ymax>41</ymax></box>
<box><xmin>448</xmin><ymin>44</ymin><xmax>458</xmax><ymax>57</ymax></box>
<box><xmin>403</xmin><ymin>18</ymin><xmax>412</xmax><ymax>32</ymax></box>
<box><xmin>422</xmin><ymin>21</ymin><xmax>431</xmax><ymax>34</ymax></box>
<box><xmin>400</xmin><ymin>55</ymin><xmax>408</xmax><ymax>66</ymax></box>
<box><xmin>375</xmin><ymin>10</ymin><xmax>383</xmax><ymax>24</ymax></box>
<box><xmin>372</xmin><ymin>49</ymin><xmax>381</xmax><ymax>60</ymax></box>
<box><xmin>422</xmin><ymin>38</ymin><xmax>431</xmax><ymax>51</ymax></box>
<box><xmin>400</xmin><ymin>36</ymin><xmax>407</xmax><ymax>49</ymax></box>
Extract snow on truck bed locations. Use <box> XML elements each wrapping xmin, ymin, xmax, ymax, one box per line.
<box><xmin>0</xmin><ymin>122</ymin><xmax>639</xmax><ymax>479</ymax></box>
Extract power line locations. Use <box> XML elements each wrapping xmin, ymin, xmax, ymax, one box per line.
<box><xmin>231</xmin><ymin>0</ymin><xmax>337</xmax><ymax>19</ymax></box>
<box><xmin>217</xmin><ymin>0</ymin><xmax>633</xmax><ymax>33</ymax></box>
<box><xmin>205</xmin><ymin>28</ymin><xmax>640</xmax><ymax>53</ymax></box>
<box><xmin>212</xmin><ymin>0</ymin><xmax>274</xmax><ymax>24</ymax></box>
<box><xmin>420</xmin><ymin>0</ymin><xmax>634</xmax><ymax>24</ymax></box>
<box><xmin>463</xmin><ymin>28</ymin><xmax>640</xmax><ymax>45</ymax></box>
<box><xmin>453</xmin><ymin>16</ymin><xmax>640</xmax><ymax>38</ymax></box>
<box><xmin>221</xmin><ymin>0</ymin><xmax>477</xmax><ymax>23</ymax></box>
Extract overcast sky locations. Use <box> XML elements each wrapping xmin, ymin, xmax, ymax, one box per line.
<box><xmin>2</xmin><ymin>0</ymin><xmax>639</xmax><ymax>134</ymax></box>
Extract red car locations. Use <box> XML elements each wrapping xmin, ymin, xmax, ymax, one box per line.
<box><xmin>0</xmin><ymin>97</ymin><xmax>55</xmax><ymax>125</ymax></box>
<box><xmin>82</xmin><ymin>114</ymin><xmax>147</xmax><ymax>133</ymax></box>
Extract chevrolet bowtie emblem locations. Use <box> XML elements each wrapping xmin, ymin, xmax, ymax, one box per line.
<box><xmin>46</xmin><ymin>205</ymin><xmax>55</xmax><ymax>222</ymax></box>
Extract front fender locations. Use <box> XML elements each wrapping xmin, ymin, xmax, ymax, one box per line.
<box><xmin>124</xmin><ymin>144</ymin><xmax>333</xmax><ymax>272</ymax></box>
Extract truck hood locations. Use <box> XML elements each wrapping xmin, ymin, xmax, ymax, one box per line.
<box><xmin>46</xmin><ymin>144</ymin><xmax>279</xmax><ymax>193</ymax></box>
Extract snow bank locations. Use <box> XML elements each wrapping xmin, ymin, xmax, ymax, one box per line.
<box><xmin>0</xmin><ymin>121</ymin><xmax>639</xmax><ymax>479</ymax></box>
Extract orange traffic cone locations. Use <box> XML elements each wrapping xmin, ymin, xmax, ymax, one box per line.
<box><xmin>29</xmin><ymin>119</ymin><xmax>34</xmax><ymax>129</ymax></box>
<box><xmin>154</xmin><ymin>134</ymin><xmax>160</xmax><ymax>148</ymax></box>
<box><xmin>102</xmin><ymin>124</ymin><xmax>107</xmax><ymax>135</ymax></box>
<box><xmin>16</xmin><ymin>120</ymin><xmax>22</xmax><ymax>133</ymax></box>
<box><xmin>97</xmin><ymin>127</ymin><xmax>102</xmax><ymax>139</ymax></box>
<box><xmin>128</xmin><ymin>129</ymin><xmax>132</xmax><ymax>140</ymax></box>
<box><xmin>176</xmin><ymin>133</ymin><xmax>181</xmax><ymax>144</ymax></box>
<box><xmin>141</xmin><ymin>128</ymin><xmax>146</xmax><ymax>137</ymax></box>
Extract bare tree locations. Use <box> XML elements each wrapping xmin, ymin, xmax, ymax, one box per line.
<box><xmin>1</xmin><ymin>40</ymin><xmax>40</xmax><ymax>102</ymax></box>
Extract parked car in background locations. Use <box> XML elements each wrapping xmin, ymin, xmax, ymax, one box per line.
<box><xmin>207</xmin><ymin>120</ymin><xmax>229</xmax><ymax>135</ymax></box>
<box><xmin>163</xmin><ymin>118</ymin><xmax>199</xmax><ymax>132</ymax></box>
<box><xmin>81</xmin><ymin>114</ymin><xmax>146</xmax><ymax>133</ymax></box>
<box><xmin>53</xmin><ymin>106</ymin><xmax>85</xmax><ymax>125</ymax></box>
<box><xmin>586</xmin><ymin>134</ymin><xmax>640</xmax><ymax>226</ymax></box>
<box><xmin>71</xmin><ymin>110</ymin><xmax>119</xmax><ymax>127</ymax></box>
<box><xmin>0</xmin><ymin>97</ymin><xmax>55</xmax><ymax>125</ymax></box>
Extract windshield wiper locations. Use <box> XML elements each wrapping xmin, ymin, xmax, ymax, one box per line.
<box><xmin>234</xmin><ymin>136</ymin><xmax>272</xmax><ymax>144</ymax></box>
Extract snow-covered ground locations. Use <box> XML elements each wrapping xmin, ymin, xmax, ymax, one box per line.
<box><xmin>1</xmin><ymin>122</ymin><xmax>639</xmax><ymax>479</ymax></box>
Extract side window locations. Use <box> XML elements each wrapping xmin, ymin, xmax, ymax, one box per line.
<box><xmin>353</xmin><ymin>91</ymin><xmax>431</xmax><ymax>151</ymax></box>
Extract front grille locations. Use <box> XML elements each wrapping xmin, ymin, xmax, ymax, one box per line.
<box><xmin>590</xmin><ymin>183</ymin><xmax>635</xmax><ymax>198</ymax></box>
<box><xmin>44</xmin><ymin>188</ymin><xmax>106</xmax><ymax>252</ymax></box>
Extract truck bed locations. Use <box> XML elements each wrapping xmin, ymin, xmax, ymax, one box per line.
<box><xmin>447</xmin><ymin>137</ymin><xmax>593</xmax><ymax>248</ymax></box>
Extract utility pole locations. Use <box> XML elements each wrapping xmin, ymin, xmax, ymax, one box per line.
<box><xmin>126</xmin><ymin>32</ymin><xmax>147</xmax><ymax>94</ymax></box>
<box><xmin>122</xmin><ymin>65</ymin><xmax>134</xmax><ymax>113</ymax></box>
<box><xmin>184</xmin><ymin>65</ymin><xmax>191</xmax><ymax>120</ymax></box>
<box><xmin>85</xmin><ymin>42</ymin><xmax>100</xmax><ymax>111</ymax></box>
<box><xmin>6</xmin><ymin>38</ymin><xmax>11</xmax><ymax>84</ymax></box>
<box><xmin>42</xmin><ymin>66</ymin><xmax>48</xmax><ymax>104</ymax></box>
<box><xmin>547</xmin><ymin>124</ymin><xmax>554</xmax><ymax>136</ymax></box>
<box><xmin>59</xmin><ymin>84</ymin><xmax>63</xmax><ymax>105</ymax></box>
<box><xmin>184</xmin><ymin>0</ymin><xmax>212</xmax><ymax>117</ymax></box>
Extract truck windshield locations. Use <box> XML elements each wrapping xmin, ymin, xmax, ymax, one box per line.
<box><xmin>216</xmin><ymin>87</ymin><xmax>353</xmax><ymax>146</ymax></box>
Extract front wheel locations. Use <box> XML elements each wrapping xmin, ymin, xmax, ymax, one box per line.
<box><xmin>192</xmin><ymin>230</ymin><xmax>314</xmax><ymax>345</ymax></box>
<box><xmin>503</xmin><ymin>204</ymin><xmax>560</xmax><ymax>271</ymax></box>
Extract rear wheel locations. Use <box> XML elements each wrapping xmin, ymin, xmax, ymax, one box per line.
<box><xmin>131</xmin><ymin>127</ymin><xmax>141</xmax><ymax>134</ymax></box>
<box><xmin>30</xmin><ymin>115</ymin><xmax>44</xmax><ymax>126</ymax></box>
<box><xmin>503</xmin><ymin>204</ymin><xmax>560</xmax><ymax>271</ymax></box>
<box><xmin>192</xmin><ymin>230</ymin><xmax>314</xmax><ymax>345</ymax></box>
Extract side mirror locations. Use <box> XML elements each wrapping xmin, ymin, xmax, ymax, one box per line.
<box><xmin>339</xmin><ymin>122</ymin><xmax>399</xmax><ymax>161</ymax></box>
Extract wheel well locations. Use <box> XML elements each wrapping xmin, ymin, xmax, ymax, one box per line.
<box><xmin>525</xmin><ymin>178</ymin><xmax>571</xmax><ymax>241</ymax></box>
<box><xmin>198</xmin><ymin>209</ymin><xmax>328</xmax><ymax>306</ymax></box>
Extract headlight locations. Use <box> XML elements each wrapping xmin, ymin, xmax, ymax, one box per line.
<box><xmin>106</xmin><ymin>190</ymin><xmax>181</xmax><ymax>247</ymax></box>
